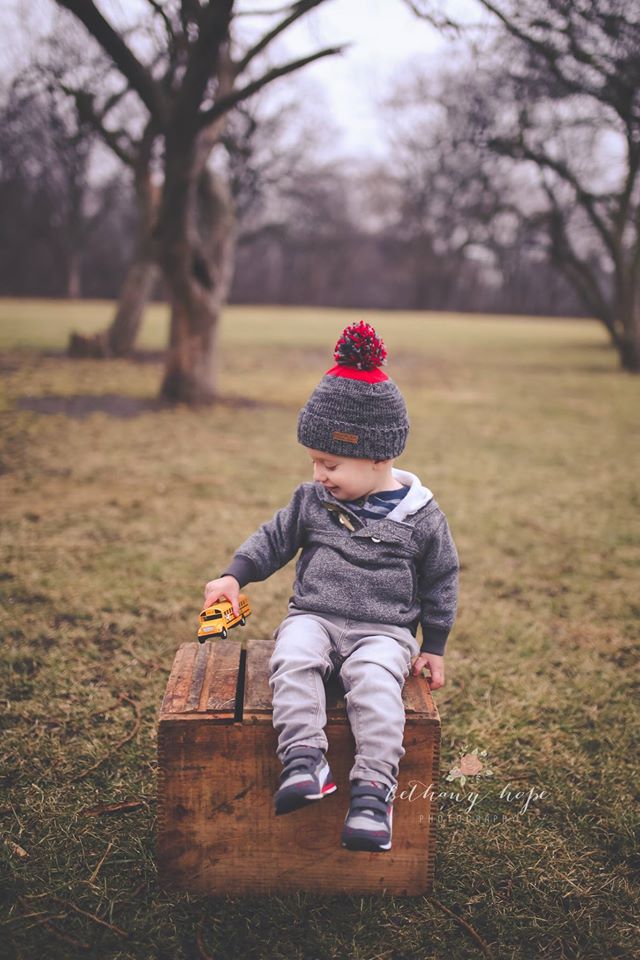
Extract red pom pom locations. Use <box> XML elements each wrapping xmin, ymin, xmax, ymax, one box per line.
<box><xmin>333</xmin><ymin>321</ymin><xmax>387</xmax><ymax>371</ymax></box>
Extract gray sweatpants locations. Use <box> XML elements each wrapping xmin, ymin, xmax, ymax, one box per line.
<box><xmin>269</xmin><ymin>603</ymin><xmax>421</xmax><ymax>789</ymax></box>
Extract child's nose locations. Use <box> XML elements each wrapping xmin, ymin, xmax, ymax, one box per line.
<box><xmin>313</xmin><ymin>464</ymin><xmax>326</xmax><ymax>483</ymax></box>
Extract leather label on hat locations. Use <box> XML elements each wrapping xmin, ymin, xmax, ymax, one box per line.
<box><xmin>333</xmin><ymin>431</ymin><xmax>359</xmax><ymax>444</ymax></box>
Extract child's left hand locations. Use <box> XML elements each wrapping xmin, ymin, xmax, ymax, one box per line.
<box><xmin>411</xmin><ymin>652</ymin><xmax>445</xmax><ymax>689</ymax></box>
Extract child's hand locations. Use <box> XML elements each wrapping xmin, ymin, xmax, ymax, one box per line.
<box><xmin>411</xmin><ymin>652</ymin><xmax>445</xmax><ymax>690</ymax></box>
<box><xmin>203</xmin><ymin>575</ymin><xmax>240</xmax><ymax>616</ymax></box>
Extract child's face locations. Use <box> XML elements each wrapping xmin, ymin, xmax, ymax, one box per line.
<box><xmin>305</xmin><ymin>447</ymin><xmax>390</xmax><ymax>501</ymax></box>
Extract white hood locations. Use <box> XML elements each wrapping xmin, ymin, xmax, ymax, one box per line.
<box><xmin>387</xmin><ymin>468</ymin><xmax>433</xmax><ymax>521</ymax></box>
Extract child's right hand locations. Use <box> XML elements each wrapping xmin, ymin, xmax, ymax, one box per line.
<box><xmin>203</xmin><ymin>575</ymin><xmax>240</xmax><ymax>616</ymax></box>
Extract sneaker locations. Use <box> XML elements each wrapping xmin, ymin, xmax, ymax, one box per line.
<box><xmin>341</xmin><ymin>780</ymin><xmax>393</xmax><ymax>851</ymax></box>
<box><xmin>274</xmin><ymin>745</ymin><xmax>337</xmax><ymax>816</ymax></box>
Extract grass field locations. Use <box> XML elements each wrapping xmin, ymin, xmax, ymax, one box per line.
<box><xmin>1</xmin><ymin>299</ymin><xmax>639</xmax><ymax>960</ymax></box>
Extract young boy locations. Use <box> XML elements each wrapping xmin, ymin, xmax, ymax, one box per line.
<box><xmin>203</xmin><ymin>321</ymin><xmax>458</xmax><ymax>852</ymax></box>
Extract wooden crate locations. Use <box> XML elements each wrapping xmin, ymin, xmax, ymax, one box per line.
<box><xmin>157</xmin><ymin>638</ymin><xmax>441</xmax><ymax>895</ymax></box>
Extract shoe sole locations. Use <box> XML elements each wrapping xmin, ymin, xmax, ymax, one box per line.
<box><xmin>341</xmin><ymin>836</ymin><xmax>392</xmax><ymax>852</ymax></box>
<box><xmin>341</xmin><ymin>805</ymin><xmax>393</xmax><ymax>851</ymax></box>
<box><xmin>275</xmin><ymin>780</ymin><xmax>337</xmax><ymax>816</ymax></box>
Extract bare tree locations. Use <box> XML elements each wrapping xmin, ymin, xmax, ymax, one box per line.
<box><xmin>55</xmin><ymin>0</ymin><xmax>344</xmax><ymax>402</ymax></box>
<box><xmin>409</xmin><ymin>0</ymin><xmax>640</xmax><ymax>371</ymax></box>
<box><xmin>15</xmin><ymin>18</ymin><xmax>162</xmax><ymax>355</ymax></box>
<box><xmin>0</xmin><ymin>69</ymin><xmax>96</xmax><ymax>298</ymax></box>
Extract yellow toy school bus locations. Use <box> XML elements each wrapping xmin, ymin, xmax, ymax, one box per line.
<box><xmin>198</xmin><ymin>593</ymin><xmax>251</xmax><ymax>642</ymax></box>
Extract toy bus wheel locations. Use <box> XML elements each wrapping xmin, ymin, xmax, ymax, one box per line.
<box><xmin>221</xmin><ymin>627</ymin><xmax>228</xmax><ymax>639</ymax></box>
<box><xmin>240</xmin><ymin>616</ymin><xmax>246</xmax><ymax>626</ymax></box>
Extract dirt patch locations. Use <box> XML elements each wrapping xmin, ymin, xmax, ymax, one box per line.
<box><xmin>40</xmin><ymin>348</ymin><xmax>166</xmax><ymax>364</ymax></box>
<box><xmin>15</xmin><ymin>393</ymin><xmax>268</xmax><ymax>419</ymax></box>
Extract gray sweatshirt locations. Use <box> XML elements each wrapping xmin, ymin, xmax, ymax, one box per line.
<box><xmin>222</xmin><ymin>467</ymin><xmax>459</xmax><ymax>656</ymax></box>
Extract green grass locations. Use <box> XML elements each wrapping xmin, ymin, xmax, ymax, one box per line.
<box><xmin>1</xmin><ymin>298</ymin><xmax>639</xmax><ymax>960</ymax></box>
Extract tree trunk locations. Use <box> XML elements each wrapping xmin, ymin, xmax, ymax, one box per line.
<box><xmin>619</xmin><ymin>319</ymin><xmax>640</xmax><ymax>372</ymax></box>
<box><xmin>106</xmin><ymin>257</ymin><xmax>160</xmax><ymax>355</ymax></box>
<box><xmin>67</xmin><ymin>255</ymin><xmax>158</xmax><ymax>358</ymax></box>
<box><xmin>67</xmin><ymin>254</ymin><xmax>159</xmax><ymax>358</ymax></box>
<box><xmin>159</xmin><ymin>164</ymin><xmax>236</xmax><ymax>405</ymax></box>
<box><xmin>620</xmin><ymin>341</ymin><xmax>640</xmax><ymax>371</ymax></box>
<box><xmin>67</xmin><ymin>250</ymin><xmax>82</xmax><ymax>299</ymax></box>
<box><xmin>67</xmin><ymin>135</ymin><xmax>160</xmax><ymax>359</ymax></box>
<box><xmin>614</xmin><ymin>276</ymin><xmax>640</xmax><ymax>372</ymax></box>
<box><xmin>159</xmin><ymin>294</ymin><xmax>223</xmax><ymax>404</ymax></box>
<box><xmin>412</xmin><ymin>235</ymin><xmax>435</xmax><ymax>309</ymax></box>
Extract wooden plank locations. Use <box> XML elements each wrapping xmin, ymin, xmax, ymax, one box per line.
<box><xmin>204</xmin><ymin>640</ymin><xmax>242</xmax><ymax>716</ymax></box>
<box><xmin>185</xmin><ymin>642</ymin><xmax>210</xmax><ymax>712</ymax></box>
<box><xmin>243</xmin><ymin>638</ymin><xmax>274</xmax><ymax>714</ymax></box>
<box><xmin>160</xmin><ymin>641</ymin><xmax>242</xmax><ymax>721</ymax></box>
<box><xmin>160</xmin><ymin>643</ymin><xmax>199</xmax><ymax>715</ymax></box>
<box><xmin>402</xmin><ymin>675</ymin><xmax>440</xmax><ymax>720</ymax></box>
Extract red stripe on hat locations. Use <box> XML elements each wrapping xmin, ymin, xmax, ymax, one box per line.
<box><xmin>324</xmin><ymin>364</ymin><xmax>388</xmax><ymax>383</ymax></box>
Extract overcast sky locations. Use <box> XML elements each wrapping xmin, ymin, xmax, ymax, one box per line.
<box><xmin>232</xmin><ymin>0</ymin><xmax>482</xmax><ymax>156</ymax></box>
<box><xmin>2</xmin><ymin>0</ymin><xmax>483</xmax><ymax>158</ymax></box>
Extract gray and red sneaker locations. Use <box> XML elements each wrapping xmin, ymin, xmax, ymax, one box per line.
<box><xmin>274</xmin><ymin>745</ymin><xmax>337</xmax><ymax>816</ymax></box>
<box><xmin>341</xmin><ymin>780</ymin><xmax>393</xmax><ymax>851</ymax></box>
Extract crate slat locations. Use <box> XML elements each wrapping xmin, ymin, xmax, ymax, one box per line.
<box><xmin>205</xmin><ymin>641</ymin><xmax>242</xmax><ymax>716</ymax></box>
<box><xmin>243</xmin><ymin>638</ymin><xmax>273</xmax><ymax>714</ymax></box>
<box><xmin>160</xmin><ymin>643</ymin><xmax>200</xmax><ymax>714</ymax></box>
<box><xmin>160</xmin><ymin>640</ymin><xmax>242</xmax><ymax>720</ymax></box>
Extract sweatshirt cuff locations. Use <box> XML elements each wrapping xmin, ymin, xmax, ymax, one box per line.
<box><xmin>220</xmin><ymin>555</ymin><xmax>257</xmax><ymax>589</ymax></box>
<box><xmin>420</xmin><ymin>626</ymin><xmax>449</xmax><ymax>656</ymax></box>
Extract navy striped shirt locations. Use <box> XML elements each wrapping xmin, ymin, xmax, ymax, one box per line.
<box><xmin>342</xmin><ymin>485</ymin><xmax>409</xmax><ymax>522</ymax></box>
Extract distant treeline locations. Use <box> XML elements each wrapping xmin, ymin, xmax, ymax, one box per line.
<box><xmin>0</xmin><ymin>165</ymin><xmax>582</xmax><ymax>317</ymax></box>
<box><xmin>0</xmin><ymin>68</ymin><xmax>584</xmax><ymax>318</ymax></box>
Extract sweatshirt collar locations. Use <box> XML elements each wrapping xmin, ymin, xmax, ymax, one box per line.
<box><xmin>386</xmin><ymin>468</ymin><xmax>433</xmax><ymax>520</ymax></box>
<box><xmin>314</xmin><ymin>467</ymin><xmax>433</xmax><ymax>522</ymax></box>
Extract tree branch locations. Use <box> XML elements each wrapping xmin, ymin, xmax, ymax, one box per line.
<box><xmin>234</xmin><ymin>4</ymin><xmax>297</xmax><ymax>16</ymax></box>
<box><xmin>234</xmin><ymin>0</ymin><xmax>331</xmax><ymax>75</ymax></box>
<box><xmin>58</xmin><ymin>83</ymin><xmax>136</xmax><ymax>165</ymax></box>
<box><xmin>489</xmin><ymin>135</ymin><xmax>616</xmax><ymax>261</ymax></box>
<box><xmin>611</xmin><ymin>131</ymin><xmax>640</xmax><ymax>252</ymax></box>
<box><xmin>145</xmin><ymin>0</ymin><xmax>183</xmax><ymax>77</ymax></box>
<box><xmin>403</xmin><ymin>0</ymin><xmax>463</xmax><ymax>33</ymax></box>
<box><xmin>56</xmin><ymin>0</ymin><xmax>166</xmax><ymax>122</ymax></box>
<box><xmin>146</xmin><ymin>0</ymin><xmax>176</xmax><ymax>48</ymax></box>
<box><xmin>180</xmin><ymin>0</ymin><xmax>201</xmax><ymax>36</ymax></box>
<box><xmin>100</xmin><ymin>82</ymin><xmax>131</xmax><ymax>120</ymax></box>
<box><xmin>474</xmin><ymin>0</ymin><xmax>595</xmax><ymax>99</ymax></box>
<box><xmin>199</xmin><ymin>44</ymin><xmax>346</xmax><ymax>127</ymax></box>
<box><xmin>541</xmin><ymin>180</ymin><xmax>613</xmax><ymax>332</ymax></box>
<box><xmin>174</xmin><ymin>0</ymin><xmax>234</xmax><ymax>121</ymax></box>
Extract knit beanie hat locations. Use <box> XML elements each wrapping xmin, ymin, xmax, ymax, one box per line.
<box><xmin>297</xmin><ymin>321</ymin><xmax>409</xmax><ymax>460</ymax></box>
